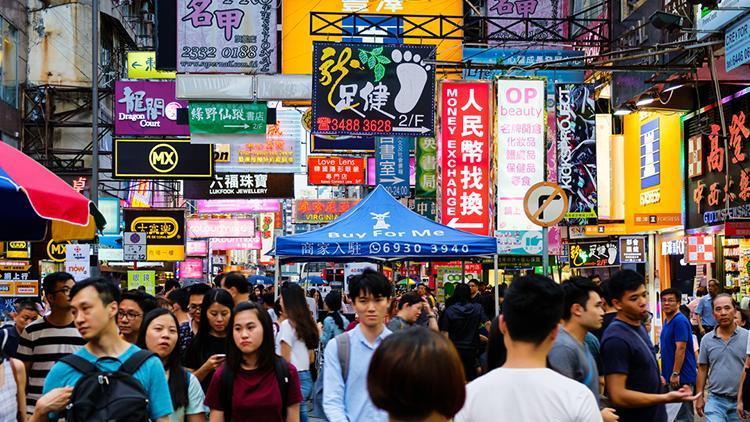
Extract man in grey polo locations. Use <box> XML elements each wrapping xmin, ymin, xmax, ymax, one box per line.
<box><xmin>696</xmin><ymin>293</ymin><xmax>748</xmax><ymax>421</ymax></box>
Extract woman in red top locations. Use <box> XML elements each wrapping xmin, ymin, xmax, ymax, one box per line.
<box><xmin>205</xmin><ymin>301</ymin><xmax>302</xmax><ymax>422</ymax></box>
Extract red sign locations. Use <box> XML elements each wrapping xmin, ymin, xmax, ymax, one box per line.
<box><xmin>439</xmin><ymin>81</ymin><xmax>492</xmax><ymax>235</ymax></box>
<box><xmin>294</xmin><ymin>199</ymin><xmax>359</xmax><ymax>223</ymax></box>
<box><xmin>686</xmin><ymin>235</ymin><xmax>715</xmax><ymax>263</ymax></box>
<box><xmin>308</xmin><ymin>156</ymin><xmax>366</xmax><ymax>185</ymax></box>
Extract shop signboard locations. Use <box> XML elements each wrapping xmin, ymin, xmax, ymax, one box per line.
<box><xmin>183</xmin><ymin>173</ymin><xmax>295</xmax><ymax>199</ymax></box>
<box><xmin>114</xmin><ymin>81</ymin><xmax>188</xmax><ymax>136</ymax></box>
<box><xmin>0</xmin><ymin>280</ymin><xmax>39</xmax><ymax>298</ymax></box>
<box><xmin>416</xmin><ymin>136</ymin><xmax>437</xmax><ymax>197</ymax></box>
<box><xmin>696</xmin><ymin>0</ymin><xmax>750</xmax><ymax>41</ymax></box>
<box><xmin>310</xmin><ymin>136</ymin><xmax>376</xmax><ymax>152</ymax></box>
<box><xmin>211</xmin><ymin>237</ymin><xmax>262</xmax><ymax>250</ymax></box>
<box><xmin>439</xmin><ymin>81</ymin><xmax>492</xmax><ymax>236</ymax></box>
<box><xmin>496</xmin><ymin>79</ymin><xmax>546</xmax><ymax>231</ymax></box>
<box><xmin>113</xmin><ymin>139</ymin><xmax>213</xmax><ymax>179</ymax></box>
<box><xmin>98</xmin><ymin>248</ymin><xmax>124</xmax><ymax>261</ymax></box>
<box><xmin>189</xmin><ymin>102</ymin><xmax>268</xmax><ymax>143</ymax></box>
<box><xmin>497</xmin><ymin>255</ymin><xmax>543</xmax><ymax>268</ymax></box>
<box><xmin>684</xmin><ymin>87</ymin><xmax>750</xmax><ymax>230</ymax></box>
<box><xmin>662</xmin><ymin>239</ymin><xmax>685</xmax><ymax>256</ymax></box>
<box><xmin>127</xmin><ymin>271</ymin><xmax>156</xmax><ymax>295</ymax></box>
<box><xmin>496</xmin><ymin>230</ymin><xmax>544</xmax><ymax>255</ymax></box>
<box><xmin>486</xmin><ymin>0</ymin><xmax>569</xmax><ymax>45</ymax></box>
<box><xmin>196</xmin><ymin>199</ymin><xmax>280</xmax><ymax>214</ymax></box>
<box><xmin>186</xmin><ymin>218</ymin><xmax>255</xmax><ymax>238</ymax></box>
<box><xmin>98</xmin><ymin>198</ymin><xmax>121</xmax><ymax>235</ymax></box>
<box><xmin>127</xmin><ymin>51</ymin><xmax>176</xmax><ymax>79</ymax></box>
<box><xmin>726</xmin><ymin>14</ymin><xmax>750</xmax><ymax>72</ymax></box>
<box><xmin>5</xmin><ymin>241</ymin><xmax>29</xmax><ymax>259</ymax></box>
<box><xmin>569</xmin><ymin>240</ymin><xmax>620</xmax><ymax>268</ymax></box>
<box><xmin>619</xmin><ymin>237</ymin><xmax>647</xmax><ymax>264</ymax></box>
<box><xmin>308</xmin><ymin>156</ymin><xmax>366</xmax><ymax>185</ymax></box>
<box><xmin>176</xmin><ymin>0</ymin><xmax>277</xmax><ymax>73</ymax></box>
<box><xmin>65</xmin><ymin>244</ymin><xmax>90</xmax><ymax>281</ymax></box>
<box><xmin>686</xmin><ymin>235</ymin><xmax>715</xmax><ymax>263</ymax></box>
<box><xmin>0</xmin><ymin>261</ymin><xmax>31</xmax><ymax>272</ymax></box>
<box><xmin>367</xmin><ymin>157</ymin><xmax>415</xmax><ymax>186</ymax></box>
<box><xmin>259</xmin><ymin>213</ymin><xmax>275</xmax><ymax>264</ymax></box>
<box><xmin>179</xmin><ymin>259</ymin><xmax>204</xmax><ymax>279</ymax></box>
<box><xmin>408</xmin><ymin>198</ymin><xmax>437</xmax><ymax>221</ymax></box>
<box><xmin>123</xmin><ymin>209</ymin><xmax>186</xmax><ymax>261</ymax></box>
<box><xmin>312</xmin><ymin>42</ymin><xmax>435</xmax><ymax>137</ymax></box>
<box><xmin>186</xmin><ymin>240</ymin><xmax>209</xmax><ymax>257</ymax></box>
<box><xmin>375</xmin><ymin>136</ymin><xmax>411</xmax><ymax>197</ymax></box>
<box><xmin>556</xmin><ymin>84</ymin><xmax>598</xmax><ymax>225</ymax></box>
<box><xmin>293</xmin><ymin>199</ymin><xmax>359</xmax><ymax>223</ymax></box>
<box><xmin>434</xmin><ymin>262</ymin><xmax>482</xmax><ymax>283</ymax></box>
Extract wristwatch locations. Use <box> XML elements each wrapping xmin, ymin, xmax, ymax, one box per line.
<box><xmin>671</xmin><ymin>372</ymin><xmax>680</xmax><ymax>377</ymax></box>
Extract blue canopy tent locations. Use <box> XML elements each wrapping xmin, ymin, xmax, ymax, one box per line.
<box><xmin>271</xmin><ymin>185</ymin><xmax>501</xmax><ymax>314</ymax></box>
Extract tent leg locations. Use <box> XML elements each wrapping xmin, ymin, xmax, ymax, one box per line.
<box><xmin>461</xmin><ymin>260</ymin><xmax>466</xmax><ymax>283</ymax></box>
<box><xmin>274</xmin><ymin>259</ymin><xmax>280</xmax><ymax>301</ymax></box>
<box><xmin>494</xmin><ymin>254</ymin><xmax>500</xmax><ymax>318</ymax></box>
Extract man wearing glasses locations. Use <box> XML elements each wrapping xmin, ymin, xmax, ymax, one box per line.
<box><xmin>660</xmin><ymin>288</ymin><xmax>697</xmax><ymax>422</ymax></box>
<box><xmin>117</xmin><ymin>290</ymin><xmax>157</xmax><ymax>344</ymax></box>
<box><xmin>178</xmin><ymin>283</ymin><xmax>211</xmax><ymax>355</ymax></box>
<box><xmin>17</xmin><ymin>272</ymin><xmax>87</xmax><ymax>416</ymax></box>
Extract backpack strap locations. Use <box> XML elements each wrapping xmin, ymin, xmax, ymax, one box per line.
<box><xmin>274</xmin><ymin>357</ymin><xmax>291</xmax><ymax>419</ymax></box>
<box><xmin>61</xmin><ymin>354</ymin><xmax>98</xmax><ymax>375</ymax></box>
<box><xmin>119</xmin><ymin>350</ymin><xmax>156</xmax><ymax>375</ymax></box>
<box><xmin>335</xmin><ymin>332</ymin><xmax>350</xmax><ymax>382</ymax></box>
<box><xmin>220</xmin><ymin>364</ymin><xmax>234</xmax><ymax>422</ymax></box>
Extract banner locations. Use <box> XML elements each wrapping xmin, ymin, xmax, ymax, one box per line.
<box><xmin>177</xmin><ymin>0</ymin><xmax>277</xmax><ymax>73</ymax></box>
<box><xmin>438</xmin><ymin>81</ymin><xmax>492</xmax><ymax>235</ymax></box>
<box><xmin>556</xmin><ymin>84</ymin><xmax>598</xmax><ymax>225</ymax></box>
<box><xmin>114</xmin><ymin>81</ymin><xmax>188</xmax><ymax>136</ymax></box>
<box><xmin>375</xmin><ymin>137</ymin><xmax>411</xmax><ymax>197</ymax></box>
<box><xmin>293</xmin><ymin>199</ymin><xmax>359</xmax><ymax>223</ymax></box>
<box><xmin>183</xmin><ymin>173</ymin><xmax>295</xmax><ymax>199</ymax></box>
<box><xmin>123</xmin><ymin>209</ymin><xmax>186</xmax><ymax>261</ymax></box>
<box><xmin>259</xmin><ymin>212</ymin><xmax>275</xmax><ymax>264</ymax></box>
<box><xmin>496</xmin><ymin>79</ymin><xmax>546</xmax><ymax>231</ymax></box>
<box><xmin>196</xmin><ymin>199</ymin><xmax>280</xmax><ymax>214</ymax></box>
<box><xmin>308</xmin><ymin>156</ymin><xmax>366</xmax><ymax>185</ymax></box>
<box><xmin>416</xmin><ymin>137</ymin><xmax>437</xmax><ymax>197</ymax></box>
<box><xmin>113</xmin><ymin>139</ymin><xmax>213</xmax><ymax>179</ymax></box>
<box><xmin>127</xmin><ymin>51</ymin><xmax>176</xmax><ymax>79</ymax></box>
<box><xmin>312</xmin><ymin>42</ymin><xmax>435</xmax><ymax>137</ymax></box>
<box><xmin>569</xmin><ymin>240</ymin><xmax>620</xmax><ymax>268</ymax></box>
<box><xmin>186</xmin><ymin>218</ymin><xmax>255</xmax><ymax>238</ymax></box>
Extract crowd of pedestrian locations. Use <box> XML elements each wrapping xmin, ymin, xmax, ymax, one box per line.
<box><xmin>2</xmin><ymin>268</ymin><xmax>749</xmax><ymax>421</ymax></box>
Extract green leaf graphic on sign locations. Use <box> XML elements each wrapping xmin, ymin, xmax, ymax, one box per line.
<box><xmin>372</xmin><ymin>46</ymin><xmax>383</xmax><ymax>55</ymax></box>
<box><xmin>358</xmin><ymin>50</ymin><xmax>368</xmax><ymax>65</ymax></box>
<box><xmin>376</xmin><ymin>55</ymin><xmax>391</xmax><ymax>64</ymax></box>
<box><xmin>368</xmin><ymin>56</ymin><xmax>377</xmax><ymax>69</ymax></box>
<box><xmin>374</xmin><ymin>64</ymin><xmax>385</xmax><ymax>82</ymax></box>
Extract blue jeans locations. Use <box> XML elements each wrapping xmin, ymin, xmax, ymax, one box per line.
<box><xmin>706</xmin><ymin>394</ymin><xmax>740</xmax><ymax>422</ymax></box>
<box><xmin>298</xmin><ymin>370</ymin><xmax>313</xmax><ymax>422</ymax></box>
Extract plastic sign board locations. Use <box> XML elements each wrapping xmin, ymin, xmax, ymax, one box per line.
<box><xmin>308</xmin><ymin>156</ymin><xmax>366</xmax><ymax>185</ymax></box>
<box><xmin>127</xmin><ymin>52</ymin><xmax>176</xmax><ymax>79</ymax></box>
<box><xmin>127</xmin><ymin>271</ymin><xmax>156</xmax><ymax>295</ymax></box>
<box><xmin>697</xmin><ymin>0</ymin><xmax>750</xmax><ymax>41</ymax></box>
<box><xmin>686</xmin><ymin>235</ymin><xmax>715</xmax><ymax>263</ymax></box>
<box><xmin>65</xmin><ymin>244</ymin><xmax>90</xmax><ymax>281</ymax></box>
<box><xmin>123</xmin><ymin>209</ymin><xmax>186</xmax><ymax>261</ymax></box>
<box><xmin>416</xmin><ymin>136</ymin><xmax>437</xmax><ymax>197</ymax></box>
<box><xmin>619</xmin><ymin>237</ymin><xmax>647</xmax><ymax>264</ymax></box>
<box><xmin>496</xmin><ymin>230</ymin><xmax>544</xmax><ymax>255</ymax></box>
<box><xmin>375</xmin><ymin>136</ymin><xmax>411</xmax><ymax>197</ymax></box>
<box><xmin>114</xmin><ymin>81</ymin><xmax>188</xmax><ymax>136</ymax></box>
<box><xmin>294</xmin><ymin>199</ymin><xmax>359</xmax><ymax>223</ymax></box>
<box><xmin>523</xmin><ymin>182</ymin><xmax>569</xmax><ymax>228</ymax></box>
<box><xmin>183</xmin><ymin>173</ymin><xmax>294</xmax><ymax>199</ymax></box>
<box><xmin>186</xmin><ymin>218</ymin><xmax>256</xmax><ymax>238</ymax></box>
<box><xmin>189</xmin><ymin>102</ymin><xmax>268</xmax><ymax>143</ymax></box>
<box><xmin>569</xmin><ymin>240</ymin><xmax>620</xmax><ymax>268</ymax></box>
<box><xmin>113</xmin><ymin>139</ymin><xmax>213</xmax><ymax>179</ymax></box>
<box><xmin>123</xmin><ymin>232</ymin><xmax>147</xmax><ymax>261</ymax></box>
<box><xmin>726</xmin><ymin>14</ymin><xmax>750</xmax><ymax>72</ymax></box>
<box><xmin>186</xmin><ymin>240</ymin><xmax>209</xmax><ymax>257</ymax></box>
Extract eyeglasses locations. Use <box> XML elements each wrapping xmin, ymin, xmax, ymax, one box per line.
<box><xmin>117</xmin><ymin>311</ymin><xmax>143</xmax><ymax>320</ymax></box>
<box><xmin>51</xmin><ymin>287</ymin><xmax>72</xmax><ymax>296</ymax></box>
<box><xmin>187</xmin><ymin>305</ymin><xmax>201</xmax><ymax>312</ymax></box>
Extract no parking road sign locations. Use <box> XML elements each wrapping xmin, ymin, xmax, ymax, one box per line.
<box><xmin>523</xmin><ymin>182</ymin><xmax>568</xmax><ymax>228</ymax></box>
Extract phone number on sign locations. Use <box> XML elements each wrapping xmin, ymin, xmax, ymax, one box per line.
<box><xmin>367</xmin><ymin>242</ymin><xmax>471</xmax><ymax>255</ymax></box>
<box><xmin>316</xmin><ymin>117</ymin><xmax>392</xmax><ymax>133</ymax></box>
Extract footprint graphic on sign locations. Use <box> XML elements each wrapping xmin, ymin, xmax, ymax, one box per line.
<box><xmin>391</xmin><ymin>49</ymin><xmax>431</xmax><ymax>114</ymax></box>
<box><xmin>607</xmin><ymin>244</ymin><xmax>618</xmax><ymax>265</ymax></box>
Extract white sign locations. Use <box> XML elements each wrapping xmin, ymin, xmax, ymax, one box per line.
<box><xmin>523</xmin><ymin>182</ymin><xmax>568</xmax><ymax>227</ymax></box>
<box><xmin>344</xmin><ymin>262</ymin><xmax>378</xmax><ymax>294</ymax></box>
<box><xmin>496</xmin><ymin>79</ymin><xmax>546</xmax><ymax>231</ymax></box>
<box><xmin>726</xmin><ymin>13</ymin><xmax>750</xmax><ymax>71</ymax></box>
<box><xmin>65</xmin><ymin>244</ymin><xmax>91</xmax><ymax>281</ymax></box>
<box><xmin>123</xmin><ymin>232</ymin><xmax>147</xmax><ymax>261</ymax></box>
<box><xmin>697</xmin><ymin>0</ymin><xmax>750</xmax><ymax>41</ymax></box>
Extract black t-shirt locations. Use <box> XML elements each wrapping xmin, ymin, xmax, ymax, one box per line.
<box><xmin>0</xmin><ymin>324</ymin><xmax>19</xmax><ymax>358</ymax></box>
<box><xmin>439</xmin><ymin>302</ymin><xmax>488</xmax><ymax>351</ymax></box>
<box><xmin>183</xmin><ymin>333</ymin><xmax>227</xmax><ymax>392</ymax></box>
<box><xmin>592</xmin><ymin>312</ymin><xmax>617</xmax><ymax>340</ymax></box>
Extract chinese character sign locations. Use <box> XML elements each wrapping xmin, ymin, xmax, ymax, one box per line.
<box><xmin>376</xmin><ymin>137</ymin><xmax>411</xmax><ymax>197</ymax></box>
<box><xmin>115</xmin><ymin>81</ymin><xmax>188</xmax><ymax>136</ymax></box>
<box><xmin>312</xmin><ymin>42</ymin><xmax>436</xmax><ymax>137</ymax></box>
<box><xmin>556</xmin><ymin>84</ymin><xmax>597</xmax><ymax>225</ymax></box>
<box><xmin>183</xmin><ymin>173</ymin><xmax>295</xmax><ymax>199</ymax></box>
<box><xmin>640</xmin><ymin>119</ymin><xmax>660</xmax><ymax>189</ymax></box>
<box><xmin>569</xmin><ymin>240</ymin><xmax>620</xmax><ymax>268</ymax></box>
<box><xmin>439</xmin><ymin>81</ymin><xmax>492</xmax><ymax>235</ymax></box>
<box><xmin>308</xmin><ymin>156</ymin><xmax>367</xmax><ymax>185</ymax></box>
<box><xmin>496</xmin><ymin>79</ymin><xmax>545</xmax><ymax>231</ymax></box>
<box><xmin>416</xmin><ymin>136</ymin><xmax>437</xmax><ymax>197</ymax></box>
<box><xmin>293</xmin><ymin>199</ymin><xmax>359</xmax><ymax>223</ymax></box>
<box><xmin>189</xmin><ymin>102</ymin><xmax>268</xmax><ymax>135</ymax></box>
<box><xmin>177</xmin><ymin>0</ymin><xmax>278</xmax><ymax>73</ymax></box>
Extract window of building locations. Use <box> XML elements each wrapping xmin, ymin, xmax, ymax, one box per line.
<box><xmin>0</xmin><ymin>16</ymin><xmax>18</xmax><ymax>108</ymax></box>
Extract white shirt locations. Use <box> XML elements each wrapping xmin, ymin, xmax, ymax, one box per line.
<box><xmin>276</xmin><ymin>319</ymin><xmax>310</xmax><ymax>371</ymax></box>
<box><xmin>455</xmin><ymin>368</ymin><xmax>600</xmax><ymax>422</ymax></box>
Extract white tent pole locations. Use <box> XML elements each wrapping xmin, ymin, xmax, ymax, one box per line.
<box><xmin>494</xmin><ymin>254</ymin><xmax>500</xmax><ymax>317</ymax></box>
<box><xmin>274</xmin><ymin>259</ymin><xmax>280</xmax><ymax>301</ymax></box>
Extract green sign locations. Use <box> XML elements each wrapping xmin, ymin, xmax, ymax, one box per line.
<box><xmin>127</xmin><ymin>270</ymin><xmax>156</xmax><ymax>295</ymax></box>
<box><xmin>189</xmin><ymin>102</ymin><xmax>267</xmax><ymax>135</ymax></box>
<box><xmin>410</xmin><ymin>198</ymin><xmax>437</xmax><ymax>220</ymax></box>
<box><xmin>416</xmin><ymin>136</ymin><xmax>437</xmax><ymax>197</ymax></box>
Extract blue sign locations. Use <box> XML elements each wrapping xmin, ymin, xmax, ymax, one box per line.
<box><xmin>463</xmin><ymin>48</ymin><xmax>585</xmax><ymax>109</ymax></box>
<box><xmin>342</xmin><ymin>16</ymin><xmax>402</xmax><ymax>44</ymax></box>
<box><xmin>726</xmin><ymin>14</ymin><xmax>750</xmax><ymax>72</ymax></box>
<box><xmin>376</xmin><ymin>136</ymin><xmax>411</xmax><ymax>197</ymax></box>
<box><xmin>640</xmin><ymin>119</ymin><xmax>660</xmax><ymax>189</ymax></box>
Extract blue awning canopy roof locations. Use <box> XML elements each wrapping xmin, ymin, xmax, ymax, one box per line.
<box><xmin>273</xmin><ymin>185</ymin><xmax>497</xmax><ymax>262</ymax></box>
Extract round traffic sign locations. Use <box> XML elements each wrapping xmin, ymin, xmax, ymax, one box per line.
<box><xmin>523</xmin><ymin>182</ymin><xmax>568</xmax><ymax>227</ymax></box>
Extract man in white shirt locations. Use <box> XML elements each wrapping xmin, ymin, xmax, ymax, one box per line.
<box><xmin>455</xmin><ymin>274</ymin><xmax>601</xmax><ymax>422</ymax></box>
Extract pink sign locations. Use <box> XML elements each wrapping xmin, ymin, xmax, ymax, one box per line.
<box><xmin>186</xmin><ymin>240</ymin><xmax>208</xmax><ymax>256</ymax></box>
<box><xmin>179</xmin><ymin>259</ymin><xmax>204</xmax><ymax>279</ymax></box>
<box><xmin>196</xmin><ymin>199</ymin><xmax>280</xmax><ymax>214</ymax></box>
<box><xmin>186</xmin><ymin>218</ymin><xmax>255</xmax><ymax>238</ymax></box>
<box><xmin>211</xmin><ymin>237</ymin><xmax>262</xmax><ymax>250</ymax></box>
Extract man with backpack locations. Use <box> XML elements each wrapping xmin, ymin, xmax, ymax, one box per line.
<box><xmin>34</xmin><ymin>277</ymin><xmax>172</xmax><ymax>422</ymax></box>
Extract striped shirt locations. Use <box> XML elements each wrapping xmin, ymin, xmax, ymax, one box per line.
<box><xmin>16</xmin><ymin>317</ymin><xmax>86</xmax><ymax>415</ymax></box>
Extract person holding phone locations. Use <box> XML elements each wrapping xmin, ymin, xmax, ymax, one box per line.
<box><xmin>183</xmin><ymin>289</ymin><xmax>234</xmax><ymax>392</ymax></box>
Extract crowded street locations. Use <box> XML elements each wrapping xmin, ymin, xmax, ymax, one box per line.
<box><xmin>0</xmin><ymin>0</ymin><xmax>749</xmax><ymax>421</ymax></box>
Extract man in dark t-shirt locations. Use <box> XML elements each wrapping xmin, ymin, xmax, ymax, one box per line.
<box><xmin>601</xmin><ymin>271</ymin><xmax>699</xmax><ymax>422</ymax></box>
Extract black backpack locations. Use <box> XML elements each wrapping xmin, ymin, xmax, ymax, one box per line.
<box><xmin>220</xmin><ymin>357</ymin><xmax>291</xmax><ymax>422</ymax></box>
<box><xmin>61</xmin><ymin>350</ymin><xmax>155</xmax><ymax>422</ymax></box>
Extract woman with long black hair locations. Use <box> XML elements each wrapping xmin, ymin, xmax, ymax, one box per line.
<box><xmin>320</xmin><ymin>290</ymin><xmax>349</xmax><ymax>348</ymax></box>
<box><xmin>205</xmin><ymin>301</ymin><xmax>302</xmax><ymax>422</ymax></box>
<box><xmin>278</xmin><ymin>283</ymin><xmax>319</xmax><ymax>422</ymax></box>
<box><xmin>183</xmin><ymin>288</ymin><xmax>234</xmax><ymax>392</ymax></box>
<box><xmin>137</xmin><ymin>308</ymin><xmax>206</xmax><ymax>422</ymax></box>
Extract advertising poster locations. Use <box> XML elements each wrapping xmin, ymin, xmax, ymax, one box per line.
<box><xmin>375</xmin><ymin>137</ymin><xmax>411</xmax><ymax>197</ymax></box>
<box><xmin>183</xmin><ymin>173</ymin><xmax>295</xmax><ymax>199</ymax></box>
<box><xmin>114</xmin><ymin>81</ymin><xmax>188</xmax><ymax>136</ymax></box>
<box><xmin>308</xmin><ymin>156</ymin><xmax>366</xmax><ymax>185</ymax></box>
<box><xmin>496</xmin><ymin>79</ymin><xmax>546</xmax><ymax>231</ymax></box>
<box><xmin>177</xmin><ymin>0</ymin><xmax>277</xmax><ymax>73</ymax></box>
<box><xmin>65</xmin><ymin>244</ymin><xmax>90</xmax><ymax>281</ymax></box>
<box><xmin>312</xmin><ymin>42</ymin><xmax>435</xmax><ymax>137</ymax></box>
<box><xmin>113</xmin><ymin>139</ymin><xmax>213</xmax><ymax>179</ymax></box>
<box><xmin>556</xmin><ymin>84</ymin><xmax>598</xmax><ymax>225</ymax></box>
<box><xmin>416</xmin><ymin>136</ymin><xmax>437</xmax><ymax>197</ymax></box>
<box><xmin>438</xmin><ymin>81</ymin><xmax>492</xmax><ymax>235</ymax></box>
<box><xmin>293</xmin><ymin>199</ymin><xmax>359</xmax><ymax>223</ymax></box>
<box><xmin>123</xmin><ymin>209</ymin><xmax>186</xmax><ymax>261</ymax></box>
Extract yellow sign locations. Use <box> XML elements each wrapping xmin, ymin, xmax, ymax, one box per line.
<box><xmin>282</xmin><ymin>0</ymin><xmax>463</xmax><ymax>75</ymax></box>
<box><xmin>584</xmin><ymin>224</ymin><xmax>628</xmax><ymax>236</ymax></box>
<box><xmin>0</xmin><ymin>280</ymin><xmax>39</xmax><ymax>297</ymax></box>
<box><xmin>47</xmin><ymin>239</ymin><xmax>71</xmax><ymax>262</ymax></box>
<box><xmin>624</xmin><ymin>111</ymin><xmax>683</xmax><ymax>232</ymax></box>
<box><xmin>6</xmin><ymin>241</ymin><xmax>30</xmax><ymax>259</ymax></box>
<box><xmin>149</xmin><ymin>144</ymin><xmax>179</xmax><ymax>173</ymax></box>
<box><xmin>126</xmin><ymin>52</ymin><xmax>176</xmax><ymax>79</ymax></box>
<box><xmin>147</xmin><ymin>245</ymin><xmax>185</xmax><ymax>262</ymax></box>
